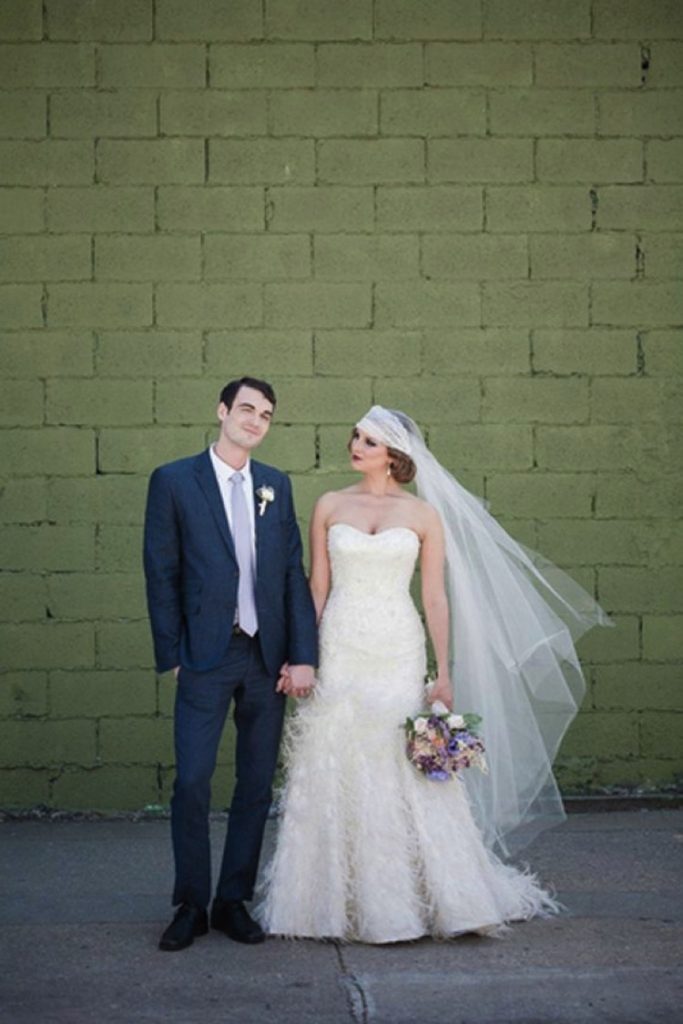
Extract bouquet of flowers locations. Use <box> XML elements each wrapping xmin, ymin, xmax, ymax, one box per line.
<box><xmin>404</xmin><ymin>700</ymin><xmax>488</xmax><ymax>781</ymax></box>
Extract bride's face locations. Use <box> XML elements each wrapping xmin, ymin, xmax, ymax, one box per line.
<box><xmin>349</xmin><ymin>427</ymin><xmax>389</xmax><ymax>475</ymax></box>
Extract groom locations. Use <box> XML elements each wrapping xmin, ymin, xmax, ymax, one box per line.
<box><xmin>143</xmin><ymin>377</ymin><xmax>317</xmax><ymax>951</ymax></box>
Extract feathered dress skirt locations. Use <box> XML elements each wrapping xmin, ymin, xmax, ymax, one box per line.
<box><xmin>257</xmin><ymin>525</ymin><xmax>559</xmax><ymax>943</ymax></box>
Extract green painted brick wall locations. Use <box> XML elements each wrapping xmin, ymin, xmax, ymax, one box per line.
<box><xmin>1</xmin><ymin>0</ymin><xmax>681</xmax><ymax>811</ymax></box>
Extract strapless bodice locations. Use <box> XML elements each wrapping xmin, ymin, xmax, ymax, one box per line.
<box><xmin>320</xmin><ymin>523</ymin><xmax>424</xmax><ymax>658</ymax></box>
<box><xmin>327</xmin><ymin>522</ymin><xmax>420</xmax><ymax>595</ymax></box>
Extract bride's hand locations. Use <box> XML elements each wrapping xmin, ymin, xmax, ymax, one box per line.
<box><xmin>288</xmin><ymin>664</ymin><xmax>316</xmax><ymax>699</ymax></box>
<box><xmin>428</xmin><ymin>674</ymin><xmax>453</xmax><ymax>710</ymax></box>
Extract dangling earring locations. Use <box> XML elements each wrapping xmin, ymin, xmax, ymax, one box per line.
<box><xmin>386</xmin><ymin>463</ymin><xmax>392</xmax><ymax>478</ymax></box>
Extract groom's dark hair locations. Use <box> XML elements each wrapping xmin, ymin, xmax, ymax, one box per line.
<box><xmin>220</xmin><ymin>377</ymin><xmax>277</xmax><ymax>411</ymax></box>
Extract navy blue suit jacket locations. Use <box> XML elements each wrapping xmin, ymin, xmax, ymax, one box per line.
<box><xmin>143</xmin><ymin>449</ymin><xmax>317</xmax><ymax>677</ymax></box>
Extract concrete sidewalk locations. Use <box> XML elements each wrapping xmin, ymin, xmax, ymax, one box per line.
<box><xmin>0</xmin><ymin>809</ymin><xmax>681</xmax><ymax>1024</ymax></box>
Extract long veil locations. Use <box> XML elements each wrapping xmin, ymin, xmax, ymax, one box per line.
<box><xmin>357</xmin><ymin>407</ymin><xmax>612</xmax><ymax>856</ymax></box>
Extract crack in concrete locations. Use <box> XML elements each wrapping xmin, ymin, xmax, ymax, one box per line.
<box><xmin>334</xmin><ymin>942</ymin><xmax>371</xmax><ymax>1023</ymax></box>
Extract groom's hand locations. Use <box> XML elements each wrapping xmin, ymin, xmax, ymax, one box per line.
<box><xmin>275</xmin><ymin>662</ymin><xmax>290</xmax><ymax>694</ymax></box>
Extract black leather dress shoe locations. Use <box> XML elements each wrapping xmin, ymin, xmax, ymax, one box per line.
<box><xmin>211</xmin><ymin>899</ymin><xmax>265</xmax><ymax>944</ymax></box>
<box><xmin>159</xmin><ymin>904</ymin><xmax>209</xmax><ymax>951</ymax></box>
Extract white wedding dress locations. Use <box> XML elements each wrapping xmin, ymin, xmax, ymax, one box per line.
<box><xmin>258</xmin><ymin>524</ymin><xmax>559</xmax><ymax>943</ymax></box>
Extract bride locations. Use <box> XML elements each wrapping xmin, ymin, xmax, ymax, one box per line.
<box><xmin>258</xmin><ymin>406</ymin><xmax>609</xmax><ymax>943</ymax></box>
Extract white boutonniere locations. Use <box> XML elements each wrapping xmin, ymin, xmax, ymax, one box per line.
<box><xmin>256</xmin><ymin>485</ymin><xmax>275</xmax><ymax>517</ymax></box>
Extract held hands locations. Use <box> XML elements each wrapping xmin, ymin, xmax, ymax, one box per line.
<box><xmin>276</xmin><ymin>662</ymin><xmax>316</xmax><ymax>698</ymax></box>
<box><xmin>173</xmin><ymin>663</ymin><xmax>315</xmax><ymax>697</ymax></box>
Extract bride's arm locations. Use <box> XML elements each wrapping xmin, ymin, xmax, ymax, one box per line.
<box><xmin>420</xmin><ymin>507</ymin><xmax>453</xmax><ymax>709</ymax></box>
<box><xmin>309</xmin><ymin>494</ymin><xmax>333</xmax><ymax>622</ymax></box>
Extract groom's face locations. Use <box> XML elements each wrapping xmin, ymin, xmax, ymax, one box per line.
<box><xmin>218</xmin><ymin>385</ymin><xmax>274</xmax><ymax>451</ymax></box>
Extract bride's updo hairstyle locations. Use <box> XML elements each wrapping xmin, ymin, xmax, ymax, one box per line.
<box><xmin>386</xmin><ymin>446</ymin><xmax>416</xmax><ymax>483</ymax></box>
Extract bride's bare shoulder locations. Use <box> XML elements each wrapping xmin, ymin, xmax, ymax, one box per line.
<box><xmin>312</xmin><ymin>487</ymin><xmax>360</xmax><ymax>515</ymax></box>
<box><xmin>400</xmin><ymin>492</ymin><xmax>431</xmax><ymax>514</ymax></box>
<box><xmin>401</xmin><ymin>493</ymin><xmax>442</xmax><ymax>534</ymax></box>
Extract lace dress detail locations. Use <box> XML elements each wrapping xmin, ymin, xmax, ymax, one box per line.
<box><xmin>257</xmin><ymin>525</ymin><xmax>558</xmax><ymax>943</ymax></box>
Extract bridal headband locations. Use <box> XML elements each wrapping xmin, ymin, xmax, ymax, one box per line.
<box><xmin>354</xmin><ymin>404</ymin><xmax>611</xmax><ymax>857</ymax></box>
<box><xmin>356</xmin><ymin>405</ymin><xmax>413</xmax><ymax>457</ymax></box>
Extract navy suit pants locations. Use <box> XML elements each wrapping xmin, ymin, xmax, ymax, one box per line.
<box><xmin>171</xmin><ymin>632</ymin><xmax>285</xmax><ymax>909</ymax></box>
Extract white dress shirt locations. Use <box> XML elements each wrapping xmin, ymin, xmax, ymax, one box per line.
<box><xmin>209</xmin><ymin>446</ymin><xmax>257</xmax><ymax>565</ymax></box>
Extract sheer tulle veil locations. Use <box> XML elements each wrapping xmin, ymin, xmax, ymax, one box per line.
<box><xmin>355</xmin><ymin>405</ymin><xmax>612</xmax><ymax>856</ymax></box>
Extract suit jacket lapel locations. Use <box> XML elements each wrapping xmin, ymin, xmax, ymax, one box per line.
<box><xmin>251</xmin><ymin>460</ymin><xmax>274</xmax><ymax>582</ymax></box>
<box><xmin>193</xmin><ymin>449</ymin><xmax>236</xmax><ymax>562</ymax></box>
